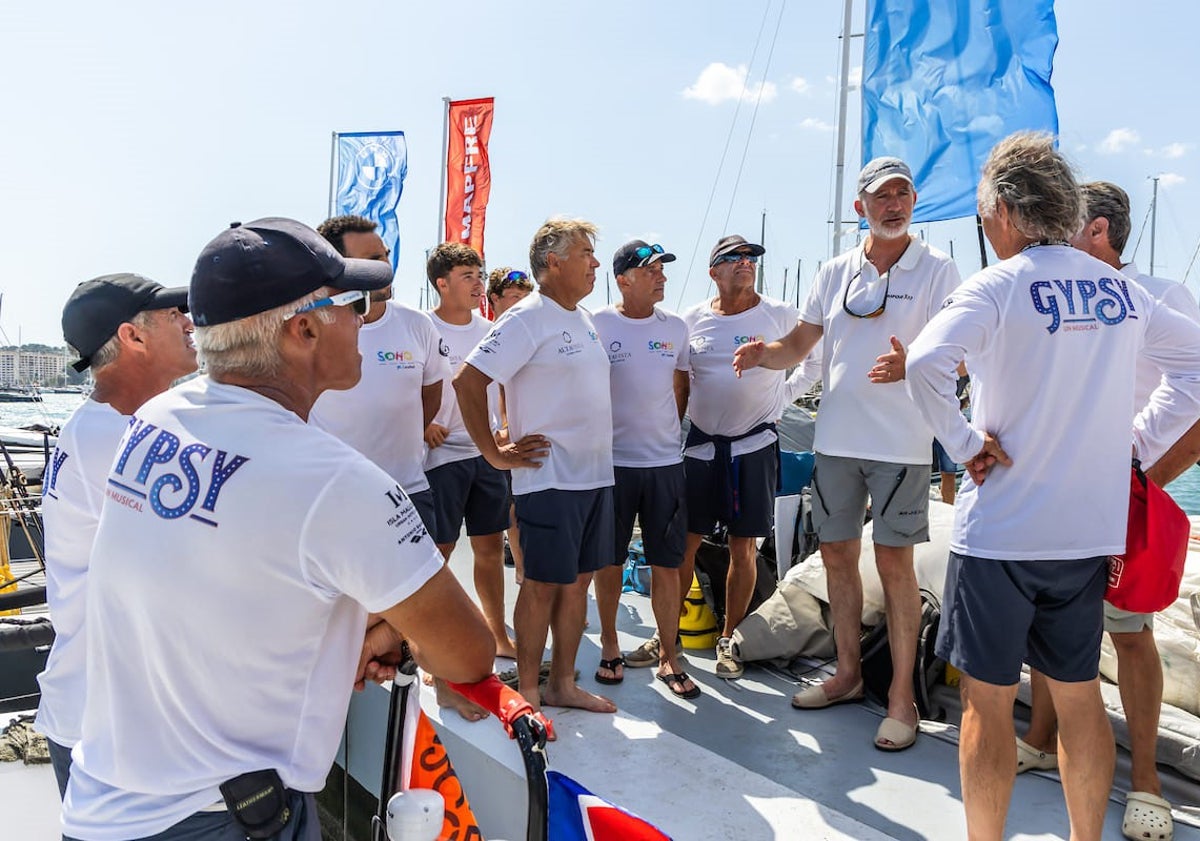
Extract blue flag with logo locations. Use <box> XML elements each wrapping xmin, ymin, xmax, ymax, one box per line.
<box><xmin>333</xmin><ymin>131</ymin><xmax>407</xmax><ymax>272</ymax></box>
<box><xmin>862</xmin><ymin>0</ymin><xmax>1059</xmax><ymax>223</ymax></box>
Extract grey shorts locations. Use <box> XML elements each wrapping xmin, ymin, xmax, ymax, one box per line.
<box><xmin>425</xmin><ymin>455</ymin><xmax>510</xmax><ymax>543</ymax></box>
<box><xmin>1104</xmin><ymin>601</ymin><xmax>1154</xmax><ymax>634</ymax></box>
<box><xmin>810</xmin><ymin>453</ymin><xmax>929</xmax><ymax>546</ymax></box>
<box><xmin>613</xmin><ymin>464</ymin><xmax>686</xmax><ymax>568</ymax></box>
<box><xmin>936</xmin><ymin>552</ymin><xmax>1107</xmax><ymax>685</ymax></box>
<box><xmin>514</xmin><ymin>487</ymin><xmax>614</xmax><ymax>585</ymax></box>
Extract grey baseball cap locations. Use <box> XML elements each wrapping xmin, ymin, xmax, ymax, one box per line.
<box><xmin>857</xmin><ymin>157</ymin><xmax>914</xmax><ymax>194</ymax></box>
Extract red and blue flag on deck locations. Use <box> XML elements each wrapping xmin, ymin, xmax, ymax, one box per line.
<box><xmin>547</xmin><ymin>771</ymin><xmax>672</xmax><ymax>840</ymax></box>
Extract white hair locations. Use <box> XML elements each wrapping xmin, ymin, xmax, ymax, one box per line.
<box><xmin>196</xmin><ymin>289</ymin><xmax>334</xmax><ymax>379</ymax></box>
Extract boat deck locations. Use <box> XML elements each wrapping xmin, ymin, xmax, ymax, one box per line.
<box><xmin>408</xmin><ymin>537</ymin><xmax>1200</xmax><ymax>841</ymax></box>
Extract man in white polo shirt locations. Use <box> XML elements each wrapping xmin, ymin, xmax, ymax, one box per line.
<box><xmin>61</xmin><ymin>217</ymin><xmax>494</xmax><ymax>841</ymax></box>
<box><xmin>310</xmin><ymin>215</ymin><xmax>450</xmax><ymax>532</ymax></box>
<box><xmin>424</xmin><ymin>242</ymin><xmax>516</xmax><ymax>660</ymax></box>
<box><xmin>38</xmin><ymin>274</ymin><xmax>197</xmax><ymax>799</ymax></box>
<box><xmin>456</xmin><ymin>218</ymin><xmax>617</xmax><ymax>717</ymax></box>
<box><xmin>734</xmin><ymin>159</ymin><xmax>960</xmax><ymax>751</ymax></box>
<box><xmin>682</xmin><ymin>234</ymin><xmax>799</xmax><ymax>680</ymax></box>
<box><xmin>592</xmin><ymin>240</ymin><xmax>695</xmax><ymax>698</ymax></box>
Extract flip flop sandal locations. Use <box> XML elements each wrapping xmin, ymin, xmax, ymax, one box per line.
<box><xmin>594</xmin><ymin>657</ymin><xmax>625</xmax><ymax>685</ymax></box>
<box><xmin>1015</xmin><ymin>737</ymin><xmax>1057</xmax><ymax>774</ymax></box>
<box><xmin>657</xmin><ymin>671</ymin><xmax>701</xmax><ymax>700</ymax></box>
<box><xmin>1123</xmin><ymin>791</ymin><xmax>1173</xmax><ymax>841</ymax></box>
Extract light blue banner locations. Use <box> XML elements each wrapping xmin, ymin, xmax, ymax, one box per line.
<box><xmin>862</xmin><ymin>0</ymin><xmax>1059</xmax><ymax>223</ymax></box>
<box><xmin>334</xmin><ymin>131</ymin><xmax>407</xmax><ymax>272</ymax></box>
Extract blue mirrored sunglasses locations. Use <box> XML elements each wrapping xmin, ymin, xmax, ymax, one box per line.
<box><xmin>633</xmin><ymin>243</ymin><xmax>666</xmax><ymax>262</ymax></box>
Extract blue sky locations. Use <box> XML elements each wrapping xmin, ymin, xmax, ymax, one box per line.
<box><xmin>2</xmin><ymin>0</ymin><xmax>1197</xmax><ymax>344</ymax></box>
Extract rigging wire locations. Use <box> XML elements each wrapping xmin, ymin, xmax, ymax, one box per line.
<box><xmin>721</xmin><ymin>0</ymin><xmax>789</xmax><ymax>235</ymax></box>
<box><xmin>675</xmin><ymin>1</ymin><xmax>773</xmax><ymax>309</ymax></box>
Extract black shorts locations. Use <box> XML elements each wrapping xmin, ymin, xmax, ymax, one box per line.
<box><xmin>407</xmin><ymin>489</ymin><xmax>437</xmax><ymax>535</ymax></box>
<box><xmin>684</xmin><ymin>443</ymin><xmax>775</xmax><ymax>537</ymax></box>
<box><xmin>613</xmin><ymin>464</ymin><xmax>686</xmax><ymax>568</ymax></box>
<box><xmin>935</xmin><ymin>551</ymin><xmax>1107</xmax><ymax>685</ymax></box>
<box><xmin>425</xmin><ymin>455</ymin><xmax>510</xmax><ymax>544</ymax></box>
<box><xmin>514</xmin><ymin>487</ymin><xmax>614</xmax><ymax>585</ymax></box>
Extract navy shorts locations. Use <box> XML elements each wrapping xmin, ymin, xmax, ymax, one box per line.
<box><xmin>936</xmin><ymin>551</ymin><xmax>1107</xmax><ymax>685</ymax></box>
<box><xmin>932</xmin><ymin>439</ymin><xmax>957</xmax><ymax>474</ymax></box>
<box><xmin>613</xmin><ymin>464</ymin><xmax>686</xmax><ymax>568</ymax></box>
<box><xmin>426</xmin><ymin>455</ymin><xmax>510</xmax><ymax>544</ymax></box>
<box><xmin>684</xmin><ymin>443</ymin><xmax>775</xmax><ymax>537</ymax></box>
<box><xmin>407</xmin><ymin>489</ymin><xmax>437</xmax><ymax>535</ymax></box>
<box><xmin>514</xmin><ymin>487</ymin><xmax>614</xmax><ymax>585</ymax></box>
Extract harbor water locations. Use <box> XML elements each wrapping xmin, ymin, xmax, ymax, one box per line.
<box><xmin>7</xmin><ymin>392</ymin><xmax>1200</xmax><ymax>515</ymax></box>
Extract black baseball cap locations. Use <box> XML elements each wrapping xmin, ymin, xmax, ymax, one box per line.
<box><xmin>709</xmin><ymin>234</ymin><xmax>765</xmax><ymax>267</ymax></box>
<box><xmin>62</xmin><ymin>273</ymin><xmax>189</xmax><ymax>372</ymax></box>
<box><xmin>612</xmin><ymin>240</ymin><xmax>677</xmax><ymax>277</ymax></box>
<box><xmin>189</xmin><ymin>217</ymin><xmax>394</xmax><ymax>327</ymax></box>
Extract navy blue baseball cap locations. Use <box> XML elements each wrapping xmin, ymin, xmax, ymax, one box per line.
<box><xmin>63</xmin><ymin>273</ymin><xmax>189</xmax><ymax>372</ymax></box>
<box><xmin>612</xmin><ymin>240</ymin><xmax>676</xmax><ymax>277</ymax></box>
<box><xmin>189</xmin><ymin>217</ymin><xmax>393</xmax><ymax>327</ymax></box>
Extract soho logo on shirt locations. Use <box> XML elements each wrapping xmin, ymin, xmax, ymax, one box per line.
<box><xmin>1029</xmin><ymin>277</ymin><xmax>1137</xmax><ymax>334</ymax></box>
<box><xmin>104</xmin><ymin>417</ymin><xmax>249</xmax><ymax>526</ymax></box>
<box><xmin>733</xmin><ymin>334</ymin><xmax>764</xmax><ymax>347</ymax></box>
<box><xmin>646</xmin><ymin>339</ymin><xmax>676</xmax><ymax>358</ymax></box>
<box><xmin>377</xmin><ymin>349</ymin><xmax>420</xmax><ymax>369</ymax></box>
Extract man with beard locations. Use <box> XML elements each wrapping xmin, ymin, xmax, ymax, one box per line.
<box><xmin>734</xmin><ymin>158</ymin><xmax>960</xmax><ymax>751</ymax></box>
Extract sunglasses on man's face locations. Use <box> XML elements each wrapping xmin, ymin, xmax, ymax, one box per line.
<box><xmin>712</xmin><ymin>252</ymin><xmax>758</xmax><ymax>266</ymax></box>
<box><xmin>284</xmin><ymin>289</ymin><xmax>370</xmax><ymax>320</ymax></box>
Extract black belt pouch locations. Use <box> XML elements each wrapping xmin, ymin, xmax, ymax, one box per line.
<box><xmin>218</xmin><ymin>768</ymin><xmax>293</xmax><ymax>839</ymax></box>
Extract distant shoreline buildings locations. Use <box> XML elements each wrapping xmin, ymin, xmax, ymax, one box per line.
<box><xmin>0</xmin><ymin>346</ymin><xmax>74</xmax><ymax>387</ymax></box>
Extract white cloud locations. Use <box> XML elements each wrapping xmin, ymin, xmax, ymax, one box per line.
<box><xmin>682</xmin><ymin>63</ymin><xmax>777</xmax><ymax>105</ymax></box>
<box><xmin>800</xmin><ymin>117</ymin><xmax>834</xmax><ymax>132</ymax></box>
<box><xmin>1161</xmin><ymin>142</ymin><xmax>1190</xmax><ymax>159</ymax></box>
<box><xmin>848</xmin><ymin>67</ymin><xmax>862</xmax><ymax>89</ymax></box>
<box><xmin>1098</xmin><ymin>127</ymin><xmax>1140</xmax><ymax>154</ymax></box>
<box><xmin>1159</xmin><ymin>173</ymin><xmax>1186</xmax><ymax>188</ymax></box>
<box><xmin>790</xmin><ymin>77</ymin><xmax>811</xmax><ymax>95</ymax></box>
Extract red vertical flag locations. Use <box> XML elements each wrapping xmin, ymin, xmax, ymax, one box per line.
<box><xmin>443</xmin><ymin>97</ymin><xmax>495</xmax><ymax>262</ymax></box>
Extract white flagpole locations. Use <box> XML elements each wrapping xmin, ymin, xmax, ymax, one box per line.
<box><xmin>832</xmin><ymin>0</ymin><xmax>855</xmax><ymax>257</ymax></box>
<box><xmin>437</xmin><ymin>97</ymin><xmax>451</xmax><ymax>249</ymax></box>
<box><xmin>327</xmin><ymin>132</ymin><xmax>339</xmax><ymax>220</ymax></box>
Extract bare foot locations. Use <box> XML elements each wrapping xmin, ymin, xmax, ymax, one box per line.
<box><xmin>435</xmin><ymin>678</ymin><xmax>490</xmax><ymax>722</ymax></box>
<box><xmin>541</xmin><ymin>682</ymin><xmax>617</xmax><ymax>714</ymax></box>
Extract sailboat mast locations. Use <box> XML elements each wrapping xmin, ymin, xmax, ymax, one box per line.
<box><xmin>831</xmin><ymin>0</ymin><xmax>855</xmax><ymax>257</ymax></box>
